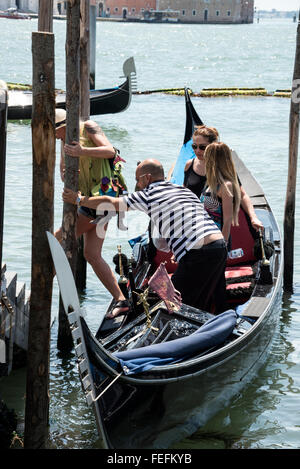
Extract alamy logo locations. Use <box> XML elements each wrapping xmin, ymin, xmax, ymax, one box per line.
<box><xmin>292</xmin><ymin>79</ymin><xmax>300</xmax><ymax>104</ymax></box>
<box><xmin>94</xmin><ymin>199</ymin><xmax>206</xmax><ymax>242</ymax></box>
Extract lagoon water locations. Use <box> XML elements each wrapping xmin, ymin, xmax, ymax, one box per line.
<box><xmin>1</xmin><ymin>17</ymin><xmax>300</xmax><ymax>449</ymax></box>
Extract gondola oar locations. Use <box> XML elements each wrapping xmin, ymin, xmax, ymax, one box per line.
<box><xmin>258</xmin><ymin>229</ymin><xmax>273</xmax><ymax>285</ymax></box>
<box><xmin>114</xmin><ymin>245</ymin><xmax>129</xmax><ymax>298</ymax></box>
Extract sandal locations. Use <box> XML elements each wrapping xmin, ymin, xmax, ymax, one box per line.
<box><xmin>106</xmin><ymin>299</ymin><xmax>130</xmax><ymax>319</ymax></box>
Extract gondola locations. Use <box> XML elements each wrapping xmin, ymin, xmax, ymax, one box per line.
<box><xmin>0</xmin><ymin>8</ymin><xmax>31</xmax><ymax>19</ymax></box>
<box><xmin>7</xmin><ymin>57</ymin><xmax>136</xmax><ymax>120</ymax></box>
<box><xmin>47</xmin><ymin>89</ymin><xmax>283</xmax><ymax>449</ymax></box>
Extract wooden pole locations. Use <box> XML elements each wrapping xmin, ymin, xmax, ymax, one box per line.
<box><xmin>284</xmin><ymin>11</ymin><xmax>300</xmax><ymax>292</ymax></box>
<box><xmin>38</xmin><ymin>0</ymin><xmax>53</xmax><ymax>32</ymax></box>
<box><xmin>80</xmin><ymin>0</ymin><xmax>91</xmax><ymax>120</ymax></box>
<box><xmin>75</xmin><ymin>0</ymin><xmax>91</xmax><ymax>291</ymax></box>
<box><xmin>90</xmin><ymin>0</ymin><xmax>97</xmax><ymax>89</ymax></box>
<box><xmin>0</xmin><ymin>85</ymin><xmax>8</xmax><ymax>288</ymax></box>
<box><xmin>24</xmin><ymin>31</ymin><xmax>55</xmax><ymax>449</ymax></box>
<box><xmin>57</xmin><ymin>0</ymin><xmax>81</xmax><ymax>352</ymax></box>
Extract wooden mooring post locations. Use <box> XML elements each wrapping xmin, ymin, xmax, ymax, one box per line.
<box><xmin>75</xmin><ymin>0</ymin><xmax>91</xmax><ymax>291</ymax></box>
<box><xmin>57</xmin><ymin>0</ymin><xmax>81</xmax><ymax>352</ymax></box>
<box><xmin>0</xmin><ymin>83</ymin><xmax>8</xmax><ymax>371</ymax></box>
<box><xmin>0</xmin><ymin>83</ymin><xmax>7</xmax><ymax>287</ymax></box>
<box><xmin>284</xmin><ymin>11</ymin><xmax>300</xmax><ymax>292</ymax></box>
<box><xmin>80</xmin><ymin>0</ymin><xmax>91</xmax><ymax>121</ymax></box>
<box><xmin>24</xmin><ymin>31</ymin><xmax>55</xmax><ymax>449</ymax></box>
<box><xmin>90</xmin><ymin>0</ymin><xmax>97</xmax><ymax>89</ymax></box>
<box><xmin>38</xmin><ymin>0</ymin><xmax>53</xmax><ymax>32</ymax></box>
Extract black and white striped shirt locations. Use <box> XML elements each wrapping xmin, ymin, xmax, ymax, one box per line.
<box><xmin>122</xmin><ymin>181</ymin><xmax>221</xmax><ymax>261</ymax></box>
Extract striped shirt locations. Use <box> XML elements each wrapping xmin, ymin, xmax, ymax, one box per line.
<box><xmin>122</xmin><ymin>181</ymin><xmax>221</xmax><ymax>261</ymax></box>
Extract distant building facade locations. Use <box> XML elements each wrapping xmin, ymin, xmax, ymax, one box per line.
<box><xmin>0</xmin><ymin>0</ymin><xmax>37</xmax><ymax>11</ymax></box>
<box><xmin>104</xmin><ymin>0</ymin><xmax>156</xmax><ymax>19</ymax></box>
<box><xmin>157</xmin><ymin>0</ymin><xmax>254</xmax><ymax>23</ymax></box>
<box><xmin>102</xmin><ymin>0</ymin><xmax>254</xmax><ymax>23</ymax></box>
<box><xmin>54</xmin><ymin>1</ymin><xmax>107</xmax><ymax>17</ymax></box>
<box><xmin>0</xmin><ymin>0</ymin><xmax>254</xmax><ymax>24</ymax></box>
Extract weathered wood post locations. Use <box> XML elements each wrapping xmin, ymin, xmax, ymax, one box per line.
<box><xmin>80</xmin><ymin>0</ymin><xmax>91</xmax><ymax>121</ymax></box>
<box><xmin>0</xmin><ymin>83</ymin><xmax>8</xmax><ymax>288</ymax></box>
<box><xmin>0</xmin><ymin>82</ymin><xmax>8</xmax><ymax>373</ymax></box>
<box><xmin>90</xmin><ymin>0</ymin><xmax>97</xmax><ymax>89</ymax></box>
<box><xmin>284</xmin><ymin>11</ymin><xmax>300</xmax><ymax>292</ymax></box>
<box><xmin>38</xmin><ymin>0</ymin><xmax>53</xmax><ymax>32</ymax></box>
<box><xmin>24</xmin><ymin>31</ymin><xmax>55</xmax><ymax>449</ymax></box>
<box><xmin>75</xmin><ymin>0</ymin><xmax>91</xmax><ymax>291</ymax></box>
<box><xmin>57</xmin><ymin>0</ymin><xmax>81</xmax><ymax>352</ymax></box>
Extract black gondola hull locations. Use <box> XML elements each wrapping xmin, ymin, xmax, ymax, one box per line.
<box><xmin>7</xmin><ymin>78</ymin><xmax>131</xmax><ymax>120</ymax></box>
<box><xmin>82</xmin><ymin>268</ymin><xmax>282</xmax><ymax>449</ymax></box>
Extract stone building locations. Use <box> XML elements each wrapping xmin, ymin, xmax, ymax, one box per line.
<box><xmin>54</xmin><ymin>1</ymin><xmax>107</xmax><ymax>17</ymax></box>
<box><xmin>102</xmin><ymin>0</ymin><xmax>254</xmax><ymax>23</ymax></box>
<box><xmin>0</xmin><ymin>0</ymin><xmax>254</xmax><ymax>23</ymax></box>
<box><xmin>0</xmin><ymin>0</ymin><xmax>107</xmax><ymax>17</ymax></box>
<box><xmin>0</xmin><ymin>0</ymin><xmax>38</xmax><ymax>11</ymax></box>
<box><xmin>54</xmin><ymin>0</ymin><xmax>156</xmax><ymax>18</ymax></box>
<box><xmin>157</xmin><ymin>0</ymin><xmax>254</xmax><ymax>23</ymax></box>
<box><xmin>104</xmin><ymin>0</ymin><xmax>156</xmax><ymax>19</ymax></box>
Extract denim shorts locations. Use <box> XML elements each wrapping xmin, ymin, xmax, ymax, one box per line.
<box><xmin>78</xmin><ymin>205</ymin><xmax>97</xmax><ymax>219</ymax></box>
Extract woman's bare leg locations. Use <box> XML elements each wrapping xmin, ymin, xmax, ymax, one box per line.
<box><xmin>54</xmin><ymin>226</ymin><xmax>62</xmax><ymax>243</ymax></box>
<box><xmin>76</xmin><ymin>213</ymin><xmax>128</xmax><ymax>317</ymax></box>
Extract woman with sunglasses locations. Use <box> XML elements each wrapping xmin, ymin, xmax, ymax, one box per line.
<box><xmin>184</xmin><ymin>125</ymin><xmax>218</xmax><ymax>197</ymax></box>
<box><xmin>184</xmin><ymin>125</ymin><xmax>263</xmax><ymax>232</ymax></box>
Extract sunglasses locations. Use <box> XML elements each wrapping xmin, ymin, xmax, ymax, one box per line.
<box><xmin>192</xmin><ymin>143</ymin><xmax>208</xmax><ymax>151</ymax></box>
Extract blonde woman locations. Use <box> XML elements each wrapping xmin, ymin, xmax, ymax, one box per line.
<box><xmin>55</xmin><ymin>109</ymin><xmax>129</xmax><ymax>318</ymax></box>
<box><xmin>200</xmin><ymin>142</ymin><xmax>241</xmax><ymax>247</ymax></box>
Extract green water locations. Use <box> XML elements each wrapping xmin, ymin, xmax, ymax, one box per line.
<box><xmin>1</xmin><ymin>17</ymin><xmax>300</xmax><ymax>449</ymax></box>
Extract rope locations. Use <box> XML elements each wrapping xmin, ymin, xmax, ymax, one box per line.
<box><xmin>93</xmin><ymin>371</ymin><xmax>123</xmax><ymax>402</ymax></box>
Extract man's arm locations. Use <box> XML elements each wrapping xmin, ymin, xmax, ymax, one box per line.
<box><xmin>63</xmin><ymin>188</ymin><xmax>125</xmax><ymax>212</ymax></box>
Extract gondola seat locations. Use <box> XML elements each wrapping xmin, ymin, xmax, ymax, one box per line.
<box><xmin>225</xmin><ymin>265</ymin><xmax>254</xmax><ymax>282</ymax></box>
<box><xmin>226</xmin><ymin>208</ymin><xmax>257</xmax><ymax>267</ymax></box>
<box><xmin>225</xmin><ymin>208</ymin><xmax>257</xmax><ymax>302</ymax></box>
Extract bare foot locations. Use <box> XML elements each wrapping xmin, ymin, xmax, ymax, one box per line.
<box><xmin>106</xmin><ymin>299</ymin><xmax>129</xmax><ymax>319</ymax></box>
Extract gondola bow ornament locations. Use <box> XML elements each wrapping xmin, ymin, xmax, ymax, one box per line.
<box><xmin>148</xmin><ymin>262</ymin><xmax>182</xmax><ymax>313</ymax></box>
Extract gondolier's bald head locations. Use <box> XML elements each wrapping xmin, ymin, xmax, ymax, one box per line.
<box><xmin>135</xmin><ymin>159</ymin><xmax>165</xmax><ymax>190</ymax></box>
<box><xmin>137</xmin><ymin>159</ymin><xmax>164</xmax><ymax>180</ymax></box>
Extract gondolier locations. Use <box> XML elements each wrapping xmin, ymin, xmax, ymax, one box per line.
<box><xmin>63</xmin><ymin>158</ymin><xmax>228</xmax><ymax>314</ymax></box>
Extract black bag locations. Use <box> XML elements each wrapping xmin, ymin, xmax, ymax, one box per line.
<box><xmin>253</xmin><ymin>239</ymin><xmax>274</xmax><ymax>260</ymax></box>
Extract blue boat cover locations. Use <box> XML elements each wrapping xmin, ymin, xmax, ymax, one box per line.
<box><xmin>114</xmin><ymin>309</ymin><xmax>237</xmax><ymax>375</ymax></box>
<box><xmin>169</xmin><ymin>140</ymin><xmax>195</xmax><ymax>186</ymax></box>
